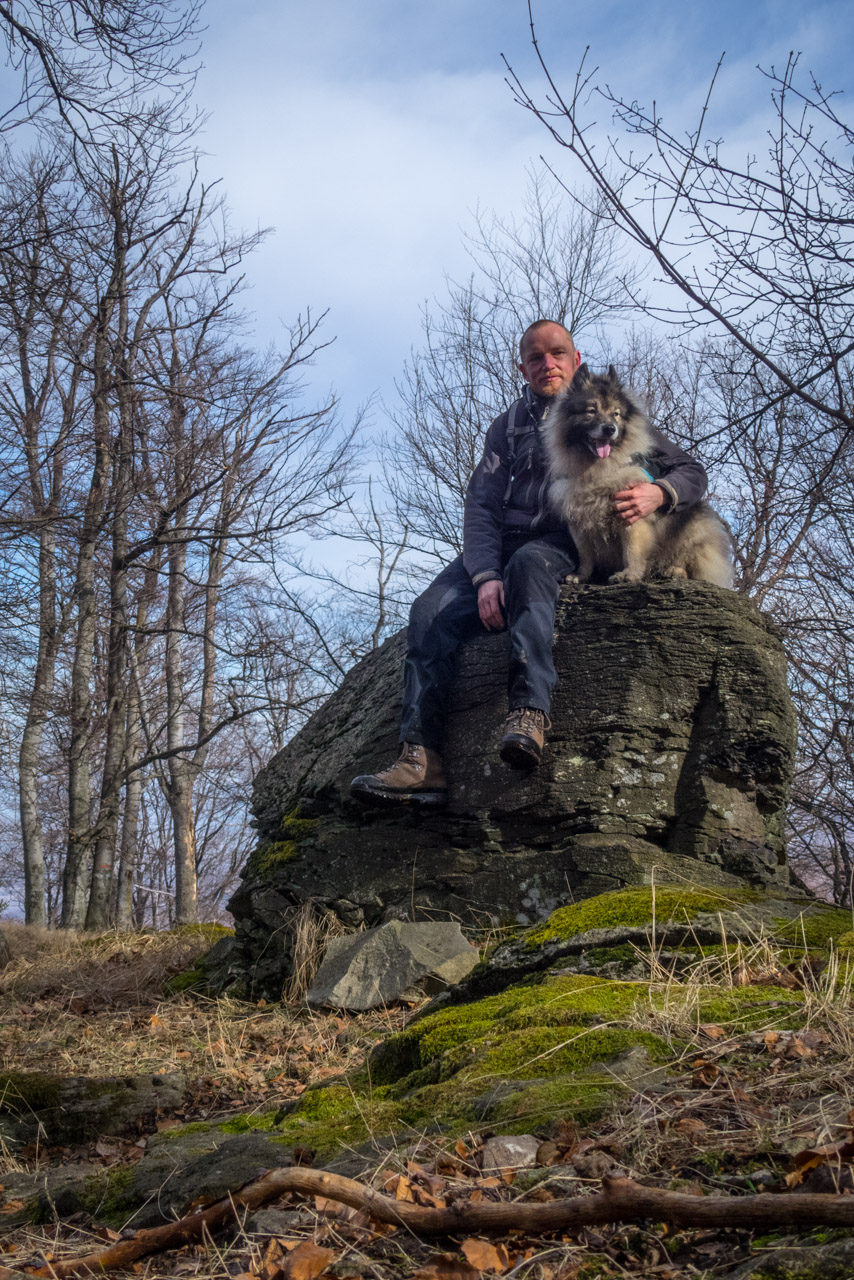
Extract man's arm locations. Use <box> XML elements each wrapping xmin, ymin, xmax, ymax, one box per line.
<box><xmin>615</xmin><ymin>429</ymin><xmax>708</xmax><ymax>525</ymax></box>
<box><xmin>462</xmin><ymin>408</ymin><xmax>513</xmax><ymax>591</ymax></box>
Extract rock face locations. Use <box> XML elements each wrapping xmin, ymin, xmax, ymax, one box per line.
<box><xmin>227</xmin><ymin>582</ymin><xmax>796</xmax><ymax>999</ymax></box>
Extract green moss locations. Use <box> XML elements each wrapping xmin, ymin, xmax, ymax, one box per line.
<box><xmin>81</xmin><ymin>1167</ymin><xmax>136</xmax><ymax>1224</ymax></box>
<box><xmin>31</xmin><ymin>1167</ymin><xmax>138</xmax><ymax>1228</ymax></box>
<box><xmin>173</xmin><ymin>922</ymin><xmax>232</xmax><ymax>941</ymax></box>
<box><xmin>249</xmin><ymin>805</ymin><xmax>319</xmax><ymax>875</ymax></box>
<box><xmin>158</xmin><ymin>1120</ymin><xmax>212</xmax><ymax>1139</ymax></box>
<box><xmin>525</xmin><ymin>886</ymin><xmax>757</xmax><ymax>948</ymax></box>
<box><xmin>696</xmin><ymin>983</ymin><xmax>804</xmax><ymax>1031</ymax></box>
<box><xmin>240</xmin><ymin>978</ymin><xmax>671</xmax><ymax>1158</ymax></box>
<box><xmin>582</xmin><ymin>944</ymin><xmax>644</xmax><ymax>970</ymax></box>
<box><xmin>280</xmin><ymin>807</ymin><xmax>319</xmax><ymax>842</ymax></box>
<box><xmin>0</xmin><ymin>1070</ymin><xmax>63</xmax><ymax>1111</ymax></box>
<box><xmin>288</xmin><ymin>1085</ymin><xmax>355</xmax><ymax>1123</ymax></box>
<box><xmin>488</xmin><ymin>1077</ymin><xmax>618</xmax><ymax>1129</ymax></box>
<box><xmin>219</xmin><ymin>1110</ymin><xmax>280</xmax><ymax>1134</ymax></box>
<box><xmin>163</xmin><ymin>966</ymin><xmax>205</xmax><ymax>995</ymax></box>
<box><xmin>461</xmin><ymin>1026</ymin><xmax>667</xmax><ymax>1080</ymax></box>
<box><xmin>774</xmin><ymin>908</ymin><xmax>854</xmax><ymax>949</ymax></box>
<box><xmin>369</xmin><ymin>974</ymin><xmax>652</xmax><ymax>1084</ymax></box>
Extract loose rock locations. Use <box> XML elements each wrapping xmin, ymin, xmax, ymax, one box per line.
<box><xmin>305</xmin><ymin>920</ymin><xmax>479</xmax><ymax>1010</ymax></box>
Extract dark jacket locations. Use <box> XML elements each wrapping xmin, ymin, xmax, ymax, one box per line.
<box><xmin>462</xmin><ymin>386</ymin><xmax>709</xmax><ymax>587</ymax></box>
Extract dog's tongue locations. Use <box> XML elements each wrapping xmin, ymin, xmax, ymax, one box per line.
<box><xmin>596</xmin><ymin>443</ymin><xmax>611</xmax><ymax>458</ymax></box>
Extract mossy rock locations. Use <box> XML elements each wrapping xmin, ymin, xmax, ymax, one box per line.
<box><xmin>65</xmin><ymin>884</ymin><xmax>850</xmax><ymax>1227</ymax></box>
<box><xmin>219</xmin><ymin>886</ymin><xmax>837</xmax><ymax>1157</ymax></box>
<box><xmin>524</xmin><ymin>885</ymin><xmax>759</xmax><ymax>947</ymax></box>
<box><xmin>0</xmin><ymin>1071</ymin><xmax>186</xmax><ymax>1149</ymax></box>
<box><xmin>247</xmin><ymin>806</ymin><xmax>319</xmax><ymax>877</ymax></box>
<box><xmin>448</xmin><ymin>885</ymin><xmax>847</xmax><ymax>1000</ymax></box>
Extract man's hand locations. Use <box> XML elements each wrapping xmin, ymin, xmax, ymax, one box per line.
<box><xmin>614</xmin><ymin>481</ymin><xmax>666</xmax><ymax>525</ymax></box>
<box><xmin>477</xmin><ymin>579</ymin><xmax>505</xmax><ymax>630</ymax></box>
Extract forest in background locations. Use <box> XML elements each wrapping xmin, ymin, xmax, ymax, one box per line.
<box><xmin>0</xmin><ymin>1</ymin><xmax>852</xmax><ymax>926</ymax></box>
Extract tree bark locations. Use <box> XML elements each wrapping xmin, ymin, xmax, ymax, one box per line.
<box><xmin>63</xmin><ymin>228</ymin><xmax>118</xmax><ymax>927</ymax></box>
<box><xmin>84</xmin><ymin>205</ymin><xmax>131</xmax><ymax>930</ymax></box>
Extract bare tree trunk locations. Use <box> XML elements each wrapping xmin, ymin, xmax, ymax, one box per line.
<box><xmin>115</xmin><ymin>734</ymin><xmax>142</xmax><ymax>929</ymax></box>
<box><xmin>63</xmin><ymin>237</ymin><xmax>118</xmax><ymax>927</ymax></box>
<box><xmin>164</xmin><ymin>364</ymin><xmax>197</xmax><ymax>924</ymax></box>
<box><xmin>115</xmin><ymin>556</ymin><xmax>158</xmax><ymax>929</ymax></box>
<box><xmin>85</xmin><ymin>369</ymin><xmax>130</xmax><ymax>926</ymax></box>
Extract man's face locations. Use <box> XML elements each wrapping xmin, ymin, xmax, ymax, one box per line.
<box><xmin>518</xmin><ymin>323</ymin><xmax>580</xmax><ymax>397</ymax></box>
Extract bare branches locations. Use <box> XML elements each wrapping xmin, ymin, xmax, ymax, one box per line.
<box><xmin>0</xmin><ymin>0</ymin><xmax>203</xmax><ymax>142</ymax></box>
<box><xmin>505</xmin><ymin>39</ymin><xmax>854</xmax><ymax>437</ymax></box>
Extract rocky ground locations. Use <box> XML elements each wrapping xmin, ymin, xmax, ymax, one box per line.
<box><xmin>3</xmin><ymin>887</ymin><xmax>854</xmax><ymax>1280</ymax></box>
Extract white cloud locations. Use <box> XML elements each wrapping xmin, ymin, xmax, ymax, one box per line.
<box><xmin>192</xmin><ymin>0</ymin><xmax>854</xmax><ymax>422</ymax></box>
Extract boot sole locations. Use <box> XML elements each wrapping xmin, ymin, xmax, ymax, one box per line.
<box><xmin>499</xmin><ymin>734</ymin><xmax>541</xmax><ymax>769</ymax></box>
<box><xmin>350</xmin><ymin>781</ymin><xmax>448</xmax><ymax>809</ymax></box>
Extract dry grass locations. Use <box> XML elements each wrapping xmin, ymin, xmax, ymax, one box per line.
<box><xmin>283</xmin><ymin>903</ymin><xmax>350</xmax><ymax>1003</ymax></box>
<box><xmin>602</xmin><ymin>914</ymin><xmax>854</xmax><ymax>1184</ymax></box>
<box><xmin>0</xmin><ymin>924</ymin><xmax>411</xmax><ymax>1123</ymax></box>
<box><xmin>0</xmin><ymin>922</ymin><xmax>215</xmax><ymax>1007</ymax></box>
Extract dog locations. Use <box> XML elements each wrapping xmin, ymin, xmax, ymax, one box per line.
<box><xmin>544</xmin><ymin>364</ymin><xmax>733</xmax><ymax>587</ymax></box>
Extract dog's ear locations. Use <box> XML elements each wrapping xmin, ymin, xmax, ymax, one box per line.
<box><xmin>571</xmin><ymin>363</ymin><xmax>591</xmax><ymax>389</ymax></box>
<box><xmin>606</xmin><ymin>364</ymin><xmax>619</xmax><ymax>385</ymax></box>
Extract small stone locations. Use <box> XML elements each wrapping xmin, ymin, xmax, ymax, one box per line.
<box><xmin>334</xmin><ymin>899</ymin><xmax>364</xmax><ymax>927</ymax></box>
<box><xmin>571</xmin><ymin>1148</ymin><xmax>616</xmax><ymax>1179</ymax></box>
<box><xmin>481</xmin><ymin>1134</ymin><xmax>541</xmax><ymax>1170</ymax></box>
<box><xmin>245</xmin><ymin>1207</ymin><xmax>310</xmax><ymax>1234</ymax></box>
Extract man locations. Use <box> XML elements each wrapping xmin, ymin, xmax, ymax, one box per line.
<box><xmin>351</xmin><ymin>320</ymin><xmax>708</xmax><ymax>807</ymax></box>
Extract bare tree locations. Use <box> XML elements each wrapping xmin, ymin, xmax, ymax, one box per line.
<box><xmin>0</xmin><ymin>150</ymin><xmax>84</xmax><ymax>925</ymax></box>
<box><xmin>507</xmin><ymin>37</ymin><xmax>853</xmax><ymax>458</ymax></box>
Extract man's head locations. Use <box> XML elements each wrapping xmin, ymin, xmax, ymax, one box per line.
<box><xmin>519</xmin><ymin>320</ymin><xmax>580</xmax><ymax>398</ymax></box>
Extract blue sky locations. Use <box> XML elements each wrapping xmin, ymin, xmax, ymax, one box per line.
<box><xmin>193</xmin><ymin>0</ymin><xmax>852</xmax><ymax>427</ymax></box>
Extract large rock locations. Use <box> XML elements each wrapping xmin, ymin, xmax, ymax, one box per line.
<box><xmin>227</xmin><ymin>582</ymin><xmax>796</xmax><ymax>999</ymax></box>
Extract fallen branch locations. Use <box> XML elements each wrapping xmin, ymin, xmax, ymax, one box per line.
<box><xmin>24</xmin><ymin>1169</ymin><xmax>854</xmax><ymax>1278</ymax></box>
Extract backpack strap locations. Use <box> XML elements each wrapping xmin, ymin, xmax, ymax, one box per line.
<box><xmin>502</xmin><ymin>393</ymin><xmax>530</xmax><ymax>505</ymax></box>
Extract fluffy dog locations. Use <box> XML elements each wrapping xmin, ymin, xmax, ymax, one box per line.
<box><xmin>544</xmin><ymin>364</ymin><xmax>733</xmax><ymax>587</ymax></box>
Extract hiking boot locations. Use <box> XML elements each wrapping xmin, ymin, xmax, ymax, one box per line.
<box><xmin>500</xmin><ymin>707</ymin><xmax>551</xmax><ymax>769</ymax></box>
<box><xmin>350</xmin><ymin>743</ymin><xmax>447</xmax><ymax>808</ymax></box>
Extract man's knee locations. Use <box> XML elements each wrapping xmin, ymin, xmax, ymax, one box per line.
<box><xmin>505</xmin><ymin>542</ymin><xmax>559</xmax><ymax>597</ymax></box>
<box><xmin>408</xmin><ymin>562</ymin><xmax>477</xmax><ymax>643</ymax></box>
<box><xmin>408</xmin><ymin>585</ymin><xmax>435</xmax><ymax>634</ymax></box>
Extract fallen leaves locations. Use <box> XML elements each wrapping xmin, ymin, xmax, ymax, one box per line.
<box><xmin>786</xmin><ymin>1136</ymin><xmax>854</xmax><ymax>1191</ymax></box>
<box><xmin>247</xmin><ymin>1239</ymin><xmax>338</xmax><ymax>1280</ymax></box>
<box><xmin>412</xmin><ymin>1255</ymin><xmax>479</xmax><ymax>1280</ymax></box>
<box><xmin>460</xmin><ymin>1238</ymin><xmax>514</xmax><ymax>1272</ymax></box>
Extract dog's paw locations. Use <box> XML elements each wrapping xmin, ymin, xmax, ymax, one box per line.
<box><xmin>661</xmin><ymin>566</ymin><xmax>688</xmax><ymax>580</ymax></box>
<box><xmin>564</xmin><ymin>573</ymin><xmax>584</xmax><ymax>586</ymax></box>
<box><xmin>609</xmin><ymin>569</ymin><xmax>643</xmax><ymax>584</ymax></box>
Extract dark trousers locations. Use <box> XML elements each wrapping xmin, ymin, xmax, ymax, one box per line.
<box><xmin>399</xmin><ymin>532</ymin><xmax>578</xmax><ymax>751</ymax></box>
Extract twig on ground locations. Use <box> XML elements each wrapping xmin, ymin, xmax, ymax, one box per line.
<box><xmin>23</xmin><ymin>1168</ymin><xmax>854</xmax><ymax>1278</ymax></box>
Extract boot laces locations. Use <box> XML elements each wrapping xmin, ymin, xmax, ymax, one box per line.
<box><xmin>508</xmin><ymin>708</ymin><xmax>551</xmax><ymax>734</ymax></box>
